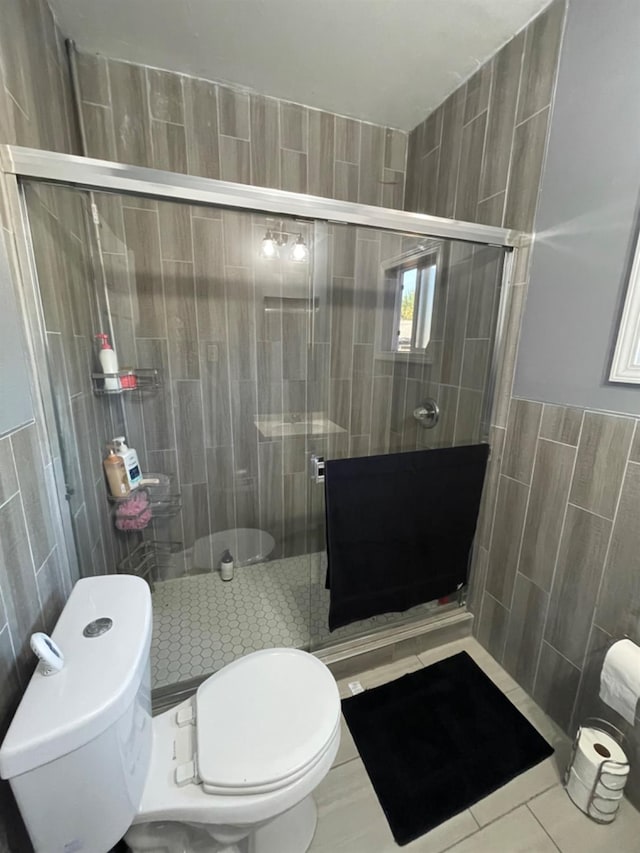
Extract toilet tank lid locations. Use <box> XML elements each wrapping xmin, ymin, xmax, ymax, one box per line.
<box><xmin>0</xmin><ymin>575</ymin><xmax>152</xmax><ymax>780</ymax></box>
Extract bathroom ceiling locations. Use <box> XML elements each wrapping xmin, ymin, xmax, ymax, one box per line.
<box><xmin>49</xmin><ymin>0</ymin><xmax>552</xmax><ymax>131</ymax></box>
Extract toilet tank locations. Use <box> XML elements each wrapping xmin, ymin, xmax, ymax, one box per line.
<box><xmin>0</xmin><ymin>574</ymin><xmax>153</xmax><ymax>853</ymax></box>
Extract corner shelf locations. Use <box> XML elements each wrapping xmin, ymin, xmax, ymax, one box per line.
<box><xmin>110</xmin><ymin>475</ymin><xmax>182</xmax><ymax>529</ymax></box>
<box><xmin>92</xmin><ymin>367</ymin><xmax>160</xmax><ymax>396</ymax></box>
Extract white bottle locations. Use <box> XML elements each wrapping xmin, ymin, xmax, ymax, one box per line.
<box><xmin>220</xmin><ymin>550</ymin><xmax>234</xmax><ymax>581</ymax></box>
<box><xmin>113</xmin><ymin>437</ymin><xmax>142</xmax><ymax>489</ymax></box>
<box><xmin>96</xmin><ymin>333</ymin><xmax>120</xmax><ymax>392</ymax></box>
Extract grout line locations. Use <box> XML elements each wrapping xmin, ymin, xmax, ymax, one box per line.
<box><xmin>526</xmin><ymin>800</ymin><xmax>563</xmax><ymax>852</ymax></box>
<box><xmin>565</xmin><ymin>500</ymin><xmax>612</xmax><ymax>523</ymax></box>
<box><xmin>537</xmin><ymin>434</ymin><xmax>578</xmax><ymax>449</ymax></box>
<box><xmin>501</xmin><ymin>471</ymin><xmax>531</xmax><ymax>487</ymax></box>
<box><xmin>539</xmin><ymin>638</ymin><xmax>581</xmax><ymax>672</ymax></box>
<box><xmin>514</xmin><ymin>102</ymin><xmax>551</xmax><ymax>129</ymax></box>
<box><xmin>0</xmin><ymin>488</ymin><xmax>20</xmax><ymax>512</ymax></box>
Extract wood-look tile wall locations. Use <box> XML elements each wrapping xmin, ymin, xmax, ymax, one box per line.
<box><xmin>405</xmin><ymin>0</ymin><xmax>565</xmax><ymax>231</ymax></box>
<box><xmin>94</xmin><ymin>197</ymin><xmax>440</xmax><ymax>574</ymax></box>
<box><xmin>75</xmin><ymin>52</ymin><xmax>408</xmax><ymax>208</ymax></box>
<box><xmin>474</xmin><ymin>392</ymin><xmax>640</xmax><ymax>806</ymax></box>
<box><xmin>0</xmin><ymin>1</ymin><xmax>80</xmax><ymax>848</ymax></box>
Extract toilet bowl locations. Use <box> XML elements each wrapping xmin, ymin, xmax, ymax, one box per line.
<box><xmin>0</xmin><ymin>576</ymin><xmax>340</xmax><ymax>853</ymax></box>
<box><xmin>127</xmin><ymin>648</ymin><xmax>341</xmax><ymax>853</ymax></box>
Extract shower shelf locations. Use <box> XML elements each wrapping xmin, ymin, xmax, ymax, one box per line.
<box><xmin>109</xmin><ymin>489</ymin><xmax>182</xmax><ymax>517</ymax></box>
<box><xmin>91</xmin><ymin>367</ymin><xmax>160</xmax><ymax>395</ymax></box>
<box><xmin>117</xmin><ymin>540</ymin><xmax>183</xmax><ymax>590</ymax></box>
<box><xmin>109</xmin><ymin>474</ymin><xmax>182</xmax><ymax>528</ymax></box>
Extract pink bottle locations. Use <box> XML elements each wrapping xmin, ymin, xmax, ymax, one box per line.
<box><xmin>96</xmin><ymin>333</ymin><xmax>120</xmax><ymax>392</ymax></box>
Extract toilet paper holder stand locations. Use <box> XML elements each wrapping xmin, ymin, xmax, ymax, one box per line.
<box><xmin>564</xmin><ymin>716</ymin><xmax>630</xmax><ymax>824</ymax></box>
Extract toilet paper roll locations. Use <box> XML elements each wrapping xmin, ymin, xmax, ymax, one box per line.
<box><xmin>566</xmin><ymin>768</ymin><xmax>621</xmax><ymax>822</ymax></box>
<box><xmin>572</xmin><ymin>727</ymin><xmax>629</xmax><ymax>789</ymax></box>
<box><xmin>599</xmin><ymin>639</ymin><xmax>640</xmax><ymax>725</ymax></box>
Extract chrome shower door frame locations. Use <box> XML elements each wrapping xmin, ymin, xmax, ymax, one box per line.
<box><xmin>1</xmin><ymin>143</ymin><xmax>528</xmax><ymax>661</ymax></box>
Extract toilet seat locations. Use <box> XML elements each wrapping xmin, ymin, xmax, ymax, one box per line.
<box><xmin>133</xmin><ymin>649</ymin><xmax>341</xmax><ymax>830</ymax></box>
<box><xmin>194</xmin><ymin>648</ymin><xmax>341</xmax><ymax>796</ymax></box>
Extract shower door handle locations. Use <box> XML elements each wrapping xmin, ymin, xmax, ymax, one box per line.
<box><xmin>413</xmin><ymin>399</ymin><xmax>440</xmax><ymax>429</ymax></box>
<box><xmin>310</xmin><ymin>454</ymin><xmax>325</xmax><ymax>483</ymax></box>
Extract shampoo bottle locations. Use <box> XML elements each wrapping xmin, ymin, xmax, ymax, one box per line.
<box><xmin>96</xmin><ymin>333</ymin><xmax>120</xmax><ymax>391</ymax></box>
<box><xmin>103</xmin><ymin>448</ymin><xmax>130</xmax><ymax>498</ymax></box>
<box><xmin>113</xmin><ymin>437</ymin><xmax>143</xmax><ymax>489</ymax></box>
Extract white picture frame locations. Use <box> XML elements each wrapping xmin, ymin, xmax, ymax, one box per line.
<box><xmin>610</xmin><ymin>233</ymin><xmax>640</xmax><ymax>383</ymax></box>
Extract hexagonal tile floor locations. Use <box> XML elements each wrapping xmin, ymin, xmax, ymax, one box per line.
<box><xmin>150</xmin><ymin>552</ymin><xmax>445</xmax><ymax>688</ymax></box>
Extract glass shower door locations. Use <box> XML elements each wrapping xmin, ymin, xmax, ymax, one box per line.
<box><xmin>307</xmin><ymin>220</ymin><xmax>507</xmax><ymax>650</ymax></box>
<box><xmin>22</xmin><ymin>180</ymin><xmax>319</xmax><ymax>689</ymax></box>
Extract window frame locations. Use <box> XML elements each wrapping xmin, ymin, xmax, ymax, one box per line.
<box><xmin>378</xmin><ymin>242</ymin><xmax>442</xmax><ymax>359</ymax></box>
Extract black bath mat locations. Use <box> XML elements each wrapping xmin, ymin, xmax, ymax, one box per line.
<box><xmin>342</xmin><ymin>651</ymin><xmax>554</xmax><ymax>846</ymax></box>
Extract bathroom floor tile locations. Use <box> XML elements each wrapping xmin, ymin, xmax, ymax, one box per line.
<box><xmin>529</xmin><ymin>784</ymin><xmax>640</xmax><ymax>853</ymax></box>
<box><xmin>310</xmin><ymin>636</ymin><xmax>639</xmax><ymax>853</ymax></box>
<box><xmin>333</xmin><ymin>716</ymin><xmax>358</xmax><ymax>768</ymax></box>
<box><xmin>308</xmin><ymin>758</ymin><xmax>479</xmax><ymax>853</ymax></box>
<box><xmin>443</xmin><ymin>805</ymin><xmax>558</xmax><ymax>852</ymax></box>
<box><xmin>336</xmin><ymin>655</ymin><xmax>423</xmax><ymax>699</ymax></box>
<box><xmin>469</xmin><ymin>756</ymin><xmax>560</xmax><ymax>827</ymax></box>
<box><xmin>417</xmin><ymin>636</ymin><xmax>520</xmax><ymax>694</ymax></box>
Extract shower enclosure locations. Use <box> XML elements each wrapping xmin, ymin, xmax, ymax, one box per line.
<box><xmin>4</xmin><ymin>146</ymin><xmax>516</xmax><ymax>693</ymax></box>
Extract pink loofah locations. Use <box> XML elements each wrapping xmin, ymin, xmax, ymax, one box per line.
<box><xmin>115</xmin><ymin>489</ymin><xmax>153</xmax><ymax>531</ymax></box>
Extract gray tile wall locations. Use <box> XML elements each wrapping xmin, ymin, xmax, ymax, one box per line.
<box><xmin>405</xmin><ymin>0</ymin><xmax>565</xmax><ymax>232</ymax></box>
<box><xmin>75</xmin><ymin>52</ymin><xmax>408</xmax><ymax>208</ymax></box>
<box><xmin>0</xmin><ymin>2</ymin><xmax>80</xmax><ymax>849</ymax></box>
<box><xmin>475</xmin><ymin>397</ymin><xmax>640</xmax><ymax>808</ymax></box>
<box><xmin>92</xmin><ymin>197</ymin><xmax>420</xmax><ymax>576</ymax></box>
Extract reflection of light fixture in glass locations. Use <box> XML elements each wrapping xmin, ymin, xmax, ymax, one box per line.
<box><xmin>261</xmin><ymin>230</ymin><xmax>278</xmax><ymax>259</ymax></box>
<box><xmin>290</xmin><ymin>234</ymin><xmax>309</xmax><ymax>263</ymax></box>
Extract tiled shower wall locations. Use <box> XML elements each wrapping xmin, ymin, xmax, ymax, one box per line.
<box><xmin>405</xmin><ymin>0</ymin><xmax>565</xmax><ymax>232</ymax></box>
<box><xmin>0</xmin><ymin>1</ymin><xmax>80</xmax><ymax>849</ymax></box>
<box><xmin>92</xmin><ymin>197</ymin><xmax>456</xmax><ymax>573</ymax></box>
<box><xmin>75</xmin><ymin>51</ymin><xmax>408</xmax><ymax>208</ymax></box>
<box><xmin>88</xmin><ymin>191</ymin><xmax>506</xmax><ymax>578</ymax></box>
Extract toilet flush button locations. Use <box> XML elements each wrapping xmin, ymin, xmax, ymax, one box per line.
<box><xmin>83</xmin><ymin>618</ymin><xmax>113</xmax><ymax>638</ymax></box>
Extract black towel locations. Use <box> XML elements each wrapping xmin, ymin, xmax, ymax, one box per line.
<box><xmin>324</xmin><ymin>444</ymin><xmax>490</xmax><ymax>630</ymax></box>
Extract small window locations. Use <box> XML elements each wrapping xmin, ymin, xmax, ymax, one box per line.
<box><xmin>393</xmin><ymin>258</ymin><xmax>437</xmax><ymax>352</ymax></box>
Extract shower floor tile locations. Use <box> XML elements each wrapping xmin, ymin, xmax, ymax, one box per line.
<box><xmin>151</xmin><ymin>551</ymin><xmax>444</xmax><ymax>688</ymax></box>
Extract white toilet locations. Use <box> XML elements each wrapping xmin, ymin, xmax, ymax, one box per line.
<box><xmin>0</xmin><ymin>575</ymin><xmax>341</xmax><ymax>853</ymax></box>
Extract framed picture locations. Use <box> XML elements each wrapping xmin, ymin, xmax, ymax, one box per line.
<box><xmin>610</xmin><ymin>232</ymin><xmax>640</xmax><ymax>383</ymax></box>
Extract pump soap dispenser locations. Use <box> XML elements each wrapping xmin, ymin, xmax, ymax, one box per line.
<box><xmin>113</xmin><ymin>437</ymin><xmax>142</xmax><ymax>490</ymax></box>
<box><xmin>96</xmin><ymin>333</ymin><xmax>120</xmax><ymax>391</ymax></box>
